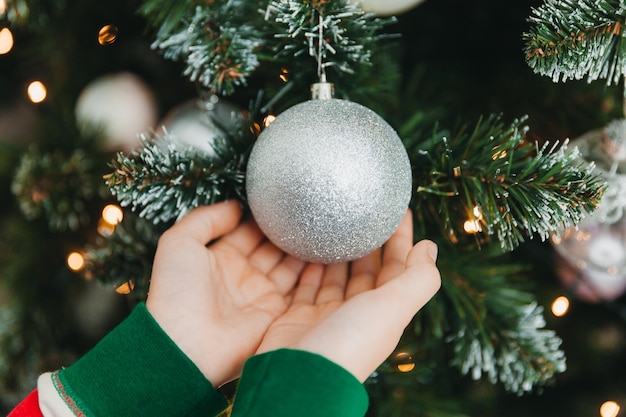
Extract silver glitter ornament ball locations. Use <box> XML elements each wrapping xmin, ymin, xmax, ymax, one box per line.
<box><xmin>246</xmin><ymin>97</ymin><xmax>412</xmax><ymax>264</ymax></box>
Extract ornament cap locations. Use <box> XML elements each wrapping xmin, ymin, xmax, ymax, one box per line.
<box><xmin>311</xmin><ymin>74</ymin><xmax>334</xmax><ymax>100</ymax></box>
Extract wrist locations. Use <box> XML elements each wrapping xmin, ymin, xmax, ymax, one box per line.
<box><xmin>145</xmin><ymin>301</ymin><xmax>238</xmax><ymax>387</ymax></box>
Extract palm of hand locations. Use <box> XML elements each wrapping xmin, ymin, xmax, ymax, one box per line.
<box><xmin>255</xmin><ymin>211</ymin><xmax>441</xmax><ymax>383</ymax></box>
<box><xmin>147</xmin><ymin>202</ymin><xmax>306</xmax><ymax>386</ymax></box>
<box><xmin>256</xmin><ymin>261</ymin><xmax>372</xmax><ymax>354</ymax></box>
<box><xmin>147</xmin><ymin>203</ymin><xmax>440</xmax><ymax>387</ymax></box>
<box><xmin>205</xmin><ymin>227</ymin><xmax>307</xmax><ymax>340</ymax></box>
<box><xmin>256</xmin><ymin>298</ymin><xmax>342</xmax><ymax>355</ymax></box>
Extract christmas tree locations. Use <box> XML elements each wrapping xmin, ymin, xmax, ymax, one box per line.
<box><xmin>1</xmin><ymin>0</ymin><xmax>625</xmax><ymax>416</ymax></box>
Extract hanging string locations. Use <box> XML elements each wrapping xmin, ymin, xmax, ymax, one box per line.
<box><xmin>317</xmin><ymin>11</ymin><xmax>326</xmax><ymax>82</ymax></box>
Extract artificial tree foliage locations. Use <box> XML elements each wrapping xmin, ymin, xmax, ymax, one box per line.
<box><xmin>2</xmin><ymin>0</ymin><xmax>623</xmax><ymax>415</ymax></box>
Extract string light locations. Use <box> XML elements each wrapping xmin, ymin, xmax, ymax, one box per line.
<box><xmin>0</xmin><ymin>27</ymin><xmax>14</xmax><ymax>54</ymax></box>
<box><xmin>492</xmin><ymin>146</ymin><xmax>507</xmax><ymax>160</ymax></box>
<box><xmin>116</xmin><ymin>280</ymin><xmax>135</xmax><ymax>295</ymax></box>
<box><xmin>263</xmin><ymin>114</ymin><xmax>277</xmax><ymax>127</ymax></box>
<box><xmin>27</xmin><ymin>81</ymin><xmax>47</xmax><ymax>104</ymax></box>
<box><xmin>551</xmin><ymin>296</ymin><xmax>570</xmax><ymax>317</ymax></box>
<box><xmin>67</xmin><ymin>252</ymin><xmax>85</xmax><ymax>272</ymax></box>
<box><xmin>97</xmin><ymin>218</ymin><xmax>116</xmax><ymax>237</ymax></box>
<box><xmin>0</xmin><ymin>0</ymin><xmax>6</xmax><ymax>15</ymax></box>
<box><xmin>463</xmin><ymin>219</ymin><xmax>482</xmax><ymax>234</ymax></box>
<box><xmin>98</xmin><ymin>204</ymin><xmax>123</xmax><ymax>236</ymax></box>
<box><xmin>98</xmin><ymin>24</ymin><xmax>118</xmax><ymax>45</ymax></box>
<box><xmin>102</xmin><ymin>204</ymin><xmax>123</xmax><ymax>225</ymax></box>
<box><xmin>392</xmin><ymin>352</ymin><xmax>416</xmax><ymax>373</ymax></box>
<box><xmin>600</xmin><ymin>401</ymin><xmax>621</xmax><ymax>417</ymax></box>
<box><xmin>464</xmin><ymin>206</ymin><xmax>483</xmax><ymax>234</ymax></box>
<box><xmin>279</xmin><ymin>67</ymin><xmax>289</xmax><ymax>82</ymax></box>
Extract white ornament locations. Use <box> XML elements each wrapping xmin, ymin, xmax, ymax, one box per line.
<box><xmin>246</xmin><ymin>84</ymin><xmax>412</xmax><ymax>264</ymax></box>
<box><xmin>552</xmin><ymin>122</ymin><xmax>626</xmax><ymax>302</ymax></box>
<box><xmin>352</xmin><ymin>0</ymin><xmax>427</xmax><ymax>16</ymax></box>
<box><xmin>75</xmin><ymin>72</ymin><xmax>158</xmax><ymax>152</ymax></box>
<box><xmin>160</xmin><ymin>95</ymin><xmax>242</xmax><ymax>158</ymax></box>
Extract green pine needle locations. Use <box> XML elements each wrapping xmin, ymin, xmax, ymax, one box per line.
<box><xmin>412</xmin><ymin>114</ymin><xmax>606</xmax><ymax>252</ymax></box>
<box><xmin>11</xmin><ymin>146</ymin><xmax>101</xmax><ymax>231</ymax></box>
<box><xmin>106</xmin><ymin>129</ymin><xmax>251</xmax><ymax>225</ymax></box>
<box><xmin>83</xmin><ymin>211</ymin><xmax>163</xmax><ymax>299</ymax></box>
<box><xmin>2</xmin><ymin>0</ymin><xmax>67</xmax><ymax>28</ymax></box>
<box><xmin>523</xmin><ymin>0</ymin><xmax>626</xmax><ymax>85</ymax></box>
<box><xmin>141</xmin><ymin>1</ymin><xmax>263</xmax><ymax>95</ymax></box>
<box><xmin>416</xmin><ymin>249</ymin><xmax>566</xmax><ymax>395</ymax></box>
<box><xmin>264</xmin><ymin>0</ymin><xmax>395</xmax><ymax>82</ymax></box>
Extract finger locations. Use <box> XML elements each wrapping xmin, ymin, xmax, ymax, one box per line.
<box><xmin>377</xmin><ymin>210</ymin><xmax>414</xmax><ymax>287</ymax></box>
<box><xmin>164</xmin><ymin>200</ymin><xmax>243</xmax><ymax>245</ymax></box>
<box><xmin>268</xmin><ymin>255</ymin><xmax>308</xmax><ymax>295</ymax></box>
<box><xmin>248</xmin><ymin>241</ymin><xmax>285</xmax><ymax>275</ymax></box>
<box><xmin>345</xmin><ymin>248</ymin><xmax>380</xmax><ymax>299</ymax></box>
<box><xmin>378</xmin><ymin>239</ymin><xmax>441</xmax><ymax>320</ymax></box>
<box><xmin>406</xmin><ymin>239</ymin><xmax>438</xmax><ymax>268</ymax></box>
<box><xmin>292</xmin><ymin>263</ymin><xmax>324</xmax><ymax>305</ymax></box>
<box><xmin>315</xmin><ymin>262</ymin><xmax>349</xmax><ymax>304</ymax></box>
<box><xmin>218</xmin><ymin>219</ymin><xmax>266</xmax><ymax>256</ymax></box>
<box><xmin>291</xmin><ymin>240</ymin><xmax>440</xmax><ymax>384</ymax></box>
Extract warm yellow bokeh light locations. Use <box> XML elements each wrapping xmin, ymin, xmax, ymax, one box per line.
<box><xmin>0</xmin><ymin>27</ymin><xmax>14</xmax><ymax>54</ymax></box>
<box><xmin>67</xmin><ymin>252</ymin><xmax>86</xmax><ymax>272</ymax></box>
<box><xmin>492</xmin><ymin>148</ymin><xmax>508</xmax><ymax>160</ymax></box>
<box><xmin>0</xmin><ymin>0</ymin><xmax>6</xmax><ymax>15</ymax></box>
<box><xmin>263</xmin><ymin>114</ymin><xmax>277</xmax><ymax>127</ymax></box>
<box><xmin>98</xmin><ymin>24</ymin><xmax>119</xmax><ymax>45</ymax></box>
<box><xmin>116</xmin><ymin>280</ymin><xmax>136</xmax><ymax>295</ymax></box>
<box><xmin>600</xmin><ymin>401</ymin><xmax>621</xmax><ymax>417</ymax></box>
<box><xmin>463</xmin><ymin>219</ymin><xmax>482</xmax><ymax>234</ymax></box>
<box><xmin>27</xmin><ymin>81</ymin><xmax>47</xmax><ymax>103</ymax></box>
<box><xmin>279</xmin><ymin>67</ymin><xmax>289</xmax><ymax>82</ymax></box>
<box><xmin>397</xmin><ymin>362</ymin><xmax>416</xmax><ymax>372</ymax></box>
<box><xmin>551</xmin><ymin>296</ymin><xmax>570</xmax><ymax>317</ymax></box>
<box><xmin>97</xmin><ymin>218</ymin><xmax>116</xmax><ymax>237</ymax></box>
<box><xmin>393</xmin><ymin>352</ymin><xmax>416</xmax><ymax>373</ymax></box>
<box><xmin>102</xmin><ymin>204</ymin><xmax>123</xmax><ymax>225</ymax></box>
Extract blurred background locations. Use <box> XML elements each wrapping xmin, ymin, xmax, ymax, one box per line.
<box><xmin>1</xmin><ymin>0</ymin><xmax>625</xmax><ymax>416</ymax></box>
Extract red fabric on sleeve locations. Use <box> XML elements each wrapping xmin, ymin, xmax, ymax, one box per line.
<box><xmin>7</xmin><ymin>389</ymin><xmax>44</xmax><ymax>417</ymax></box>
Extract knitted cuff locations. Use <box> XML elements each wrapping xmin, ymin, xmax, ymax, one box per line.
<box><xmin>56</xmin><ymin>303</ymin><xmax>227</xmax><ymax>417</ymax></box>
<box><xmin>231</xmin><ymin>349</ymin><xmax>369</xmax><ymax>417</ymax></box>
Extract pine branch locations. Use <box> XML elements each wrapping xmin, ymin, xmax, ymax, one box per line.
<box><xmin>141</xmin><ymin>1</ymin><xmax>263</xmax><ymax>95</ymax></box>
<box><xmin>138</xmin><ymin>0</ymin><xmax>202</xmax><ymax>36</ymax></box>
<box><xmin>523</xmin><ymin>0</ymin><xmax>626</xmax><ymax>85</ymax></box>
<box><xmin>11</xmin><ymin>146</ymin><xmax>103</xmax><ymax>231</ymax></box>
<box><xmin>2</xmin><ymin>0</ymin><xmax>67</xmax><ymax>28</ymax></box>
<box><xmin>264</xmin><ymin>0</ymin><xmax>395</xmax><ymax>82</ymax></box>
<box><xmin>105</xmin><ymin>128</ymin><xmax>252</xmax><ymax>225</ymax></box>
<box><xmin>411</xmin><ymin>114</ymin><xmax>606</xmax><ymax>252</ymax></box>
<box><xmin>83</xmin><ymin>211</ymin><xmax>164</xmax><ymax>300</ymax></box>
<box><xmin>416</xmin><ymin>249</ymin><xmax>566</xmax><ymax>395</ymax></box>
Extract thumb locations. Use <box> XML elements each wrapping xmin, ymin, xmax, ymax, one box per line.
<box><xmin>408</xmin><ymin>239</ymin><xmax>439</xmax><ymax>268</ymax></box>
<box><xmin>380</xmin><ymin>239</ymin><xmax>441</xmax><ymax>322</ymax></box>
<box><xmin>164</xmin><ymin>200</ymin><xmax>243</xmax><ymax>245</ymax></box>
<box><xmin>291</xmin><ymin>241</ymin><xmax>440</xmax><ymax>383</ymax></box>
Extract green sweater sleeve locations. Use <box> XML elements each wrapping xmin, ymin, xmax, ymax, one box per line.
<box><xmin>231</xmin><ymin>349</ymin><xmax>369</xmax><ymax>417</ymax></box>
<box><xmin>56</xmin><ymin>302</ymin><xmax>228</xmax><ymax>417</ymax></box>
